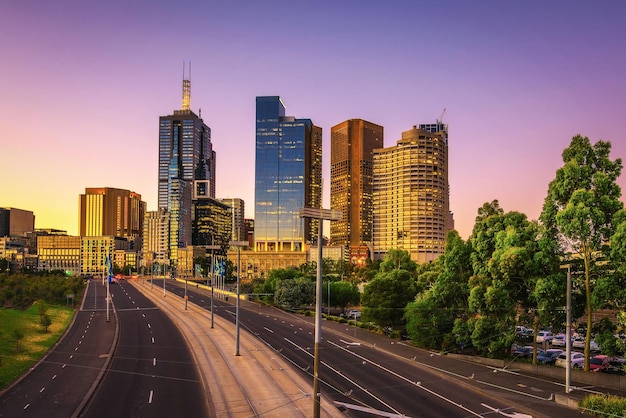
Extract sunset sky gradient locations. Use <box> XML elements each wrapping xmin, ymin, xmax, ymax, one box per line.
<box><xmin>1</xmin><ymin>1</ymin><xmax>625</xmax><ymax>240</ymax></box>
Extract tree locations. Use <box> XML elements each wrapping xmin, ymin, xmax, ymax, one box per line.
<box><xmin>466</xmin><ymin>201</ymin><xmax>546</xmax><ymax>358</ymax></box>
<box><xmin>40</xmin><ymin>314</ymin><xmax>52</xmax><ymax>332</ymax></box>
<box><xmin>404</xmin><ymin>231</ymin><xmax>471</xmax><ymax>351</ymax></box>
<box><xmin>540</xmin><ymin>135</ymin><xmax>623</xmax><ymax>370</ymax></box>
<box><xmin>362</xmin><ymin>250</ymin><xmax>418</xmax><ymax>329</ymax></box>
<box><xmin>323</xmin><ymin>280</ymin><xmax>360</xmax><ymax>311</ymax></box>
<box><xmin>13</xmin><ymin>328</ymin><xmax>24</xmax><ymax>351</ymax></box>
<box><xmin>274</xmin><ymin>277</ymin><xmax>315</xmax><ymax>310</ymax></box>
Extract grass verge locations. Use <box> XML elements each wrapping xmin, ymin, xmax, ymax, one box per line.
<box><xmin>0</xmin><ymin>302</ymin><xmax>74</xmax><ymax>389</ymax></box>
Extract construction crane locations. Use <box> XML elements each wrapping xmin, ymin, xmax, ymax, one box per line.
<box><xmin>437</xmin><ymin>108</ymin><xmax>446</xmax><ymax>124</ymax></box>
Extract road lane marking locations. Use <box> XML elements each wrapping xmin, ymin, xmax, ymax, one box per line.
<box><xmin>264</xmin><ymin>327</ymin><xmax>274</xmax><ymax>333</ymax></box>
<box><xmin>147</xmin><ymin>323</ymin><xmax>151</xmax><ymax>329</ymax></box>
<box><xmin>40</xmin><ymin>387</ymin><xmax>45</xmax><ymax>393</ymax></box>
<box><xmin>149</xmin><ymin>390</ymin><xmax>154</xmax><ymax>403</ymax></box>
<box><xmin>329</xmin><ymin>339</ymin><xmax>484</xmax><ymax>417</ymax></box>
<box><xmin>52</xmin><ymin>375</ymin><xmax>57</xmax><ymax>379</ymax></box>
<box><xmin>151</xmin><ymin>337</ymin><xmax>155</xmax><ymax>344</ymax></box>
<box><xmin>23</xmin><ymin>404</ymin><xmax>30</xmax><ymax>410</ymax></box>
<box><xmin>153</xmin><ymin>358</ymin><xmax>157</xmax><ymax>366</ymax></box>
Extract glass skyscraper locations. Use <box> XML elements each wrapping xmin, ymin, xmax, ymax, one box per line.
<box><xmin>158</xmin><ymin>75</ymin><xmax>215</xmax><ymax>267</ymax></box>
<box><xmin>254</xmin><ymin>96</ymin><xmax>322</xmax><ymax>252</ymax></box>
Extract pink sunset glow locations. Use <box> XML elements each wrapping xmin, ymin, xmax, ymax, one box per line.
<box><xmin>1</xmin><ymin>1</ymin><xmax>625</xmax><ymax>240</ymax></box>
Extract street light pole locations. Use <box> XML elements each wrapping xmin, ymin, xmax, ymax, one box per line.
<box><xmin>229</xmin><ymin>241</ymin><xmax>248</xmax><ymax>356</ymax></box>
<box><xmin>206</xmin><ymin>245</ymin><xmax>220</xmax><ymax>329</ymax></box>
<box><xmin>299</xmin><ymin>207</ymin><xmax>342</xmax><ymax>418</ymax></box>
<box><xmin>566</xmin><ymin>264</ymin><xmax>572</xmax><ymax>393</ymax></box>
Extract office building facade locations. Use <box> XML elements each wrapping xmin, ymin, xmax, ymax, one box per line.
<box><xmin>79</xmin><ymin>187</ymin><xmax>146</xmax><ymax>244</ymax></box>
<box><xmin>254</xmin><ymin>96</ymin><xmax>322</xmax><ymax>252</ymax></box>
<box><xmin>219</xmin><ymin>198</ymin><xmax>245</xmax><ymax>242</ymax></box>
<box><xmin>372</xmin><ymin>123</ymin><xmax>453</xmax><ymax>264</ymax></box>
<box><xmin>37</xmin><ymin>235</ymin><xmax>81</xmax><ymax>275</ymax></box>
<box><xmin>158</xmin><ymin>72</ymin><xmax>215</xmax><ymax>267</ymax></box>
<box><xmin>0</xmin><ymin>207</ymin><xmax>35</xmax><ymax>237</ymax></box>
<box><xmin>193</xmin><ymin>197</ymin><xmax>232</xmax><ymax>249</ymax></box>
<box><xmin>330</xmin><ymin>119</ymin><xmax>383</xmax><ymax>264</ymax></box>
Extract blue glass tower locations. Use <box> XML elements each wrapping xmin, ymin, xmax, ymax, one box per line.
<box><xmin>254</xmin><ymin>96</ymin><xmax>322</xmax><ymax>252</ymax></box>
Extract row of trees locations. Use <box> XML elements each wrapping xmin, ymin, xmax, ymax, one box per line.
<box><xmin>0</xmin><ymin>272</ymin><xmax>84</xmax><ymax>309</ymax></box>
<box><xmin>250</xmin><ymin>266</ymin><xmax>361</xmax><ymax>312</ymax></box>
<box><xmin>363</xmin><ymin>136</ymin><xmax>625</xmax><ymax>371</ymax></box>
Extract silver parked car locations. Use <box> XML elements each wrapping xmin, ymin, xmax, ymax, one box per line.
<box><xmin>555</xmin><ymin>352</ymin><xmax>585</xmax><ymax>368</ymax></box>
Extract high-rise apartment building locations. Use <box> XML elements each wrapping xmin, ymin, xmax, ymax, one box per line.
<box><xmin>79</xmin><ymin>187</ymin><xmax>146</xmax><ymax>243</ymax></box>
<box><xmin>330</xmin><ymin>119</ymin><xmax>383</xmax><ymax>264</ymax></box>
<box><xmin>158</xmin><ymin>69</ymin><xmax>215</xmax><ymax>266</ymax></box>
<box><xmin>142</xmin><ymin>209</ymin><xmax>170</xmax><ymax>266</ymax></box>
<box><xmin>254</xmin><ymin>96</ymin><xmax>322</xmax><ymax>252</ymax></box>
<box><xmin>372</xmin><ymin>123</ymin><xmax>453</xmax><ymax>264</ymax></box>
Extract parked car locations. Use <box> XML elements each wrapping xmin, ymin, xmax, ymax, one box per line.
<box><xmin>347</xmin><ymin>310</ymin><xmax>361</xmax><ymax>319</ymax></box>
<box><xmin>537</xmin><ymin>349</ymin><xmax>563</xmax><ymax>365</ymax></box>
<box><xmin>513</xmin><ymin>346</ymin><xmax>543</xmax><ymax>359</ymax></box>
<box><xmin>536</xmin><ymin>331</ymin><xmax>554</xmax><ymax>343</ymax></box>
<box><xmin>572</xmin><ymin>337</ymin><xmax>600</xmax><ymax>351</ymax></box>
<box><xmin>555</xmin><ymin>352</ymin><xmax>585</xmax><ymax>368</ymax></box>
<box><xmin>551</xmin><ymin>333</ymin><xmax>568</xmax><ymax>347</ymax></box>
<box><xmin>590</xmin><ymin>355</ymin><xmax>610</xmax><ymax>372</ymax></box>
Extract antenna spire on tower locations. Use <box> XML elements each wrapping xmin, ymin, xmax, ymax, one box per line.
<box><xmin>182</xmin><ymin>61</ymin><xmax>191</xmax><ymax>112</ymax></box>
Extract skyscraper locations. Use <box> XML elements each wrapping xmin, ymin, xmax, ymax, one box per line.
<box><xmin>79</xmin><ymin>187</ymin><xmax>145</xmax><ymax>242</ymax></box>
<box><xmin>254</xmin><ymin>96</ymin><xmax>322</xmax><ymax>252</ymax></box>
<box><xmin>330</xmin><ymin>119</ymin><xmax>383</xmax><ymax>264</ymax></box>
<box><xmin>158</xmin><ymin>67</ymin><xmax>215</xmax><ymax>266</ymax></box>
<box><xmin>372</xmin><ymin>123</ymin><xmax>453</xmax><ymax>264</ymax></box>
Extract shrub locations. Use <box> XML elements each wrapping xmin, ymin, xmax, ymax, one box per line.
<box><xmin>580</xmin><ymin>394</ymin><xmax>626</xmax><ymax>417</ymax></box>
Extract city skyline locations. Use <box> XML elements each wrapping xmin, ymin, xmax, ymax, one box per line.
<box><xmin>2</xmin><ymin>1</ymin><xmax>625</xmax><ymax>240</ymax></box>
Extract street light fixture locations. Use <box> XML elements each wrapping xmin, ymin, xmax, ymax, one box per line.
<box><xmin>229</xmin><ymin>240</ymin><xmax>248</xmax><ymax>356</ymax></box>
<box><xmin>299</xmin><ymin>207</ymin><xmax>342</xmax><ymax>418</ymax></box>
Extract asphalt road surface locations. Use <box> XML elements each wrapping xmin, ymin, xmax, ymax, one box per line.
<box><xmin>160</xmin><ymin>279</ymin><xmax>590</xmax><ymax>418</ymax></box>
<box><xmin>79</xmin><ymin>281</ymin><xmax>209</xmax><ymax>418</ymax></box>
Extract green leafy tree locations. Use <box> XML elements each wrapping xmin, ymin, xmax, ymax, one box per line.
<box><xmin>274</xmin><ymin>277</ymin><xmax>315</xmax><ymax>310</ymax></box>
<box><xmin>467</xmin><ymin>201</ymin><xmax>545</xmax><ymax>358</ymax></box>
<box><xmin>362</xmin><ymin>250</ymin><xmax>418</xmax><ymax>329</ymax></box>
<box><xmin>540</xmin><ymin>135</ymin><xmax>623</xmax><ymax>370</ymax></box>
<box><xmin>323</xmin><ymin>280</ymin><xmax>360</xmax><ymax>311</ymax></box>
<box><xmin>13</xmin><ymin>328</ymin><xmax>24</xmax><ymax>351</ymax></box>
<box><xmin>405</xmin><ymin>231</ymin><xmax>471</xmax><ymax>351</ymax></box>
<box><xmin>40</xmin><ymin>314</ymin><xmax>52</xmax><ymax>332</ymax></box>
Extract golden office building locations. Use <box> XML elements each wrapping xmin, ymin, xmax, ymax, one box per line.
<box><xmin>37</xmin><ymin>235</ymin><xmax>81</xmax><ymax>275</ymax></box>
<box><xmin>79</xmin><ymin>187</ymin><xmax>146</xmax><ymax>243</ymax></box>
<box><xmin>373</xmin><ymin>123</ymin><xmax>454</xmax><ymax>264</ymax></box>
<box><xmin>330</xmin><ymin>119</ymin><xmax>383</xmax><ymax>263</ymax></box>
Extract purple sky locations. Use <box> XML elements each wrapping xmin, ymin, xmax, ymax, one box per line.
<box><xmin>1</xmin><ymin>1</ymin><xmax>625</xmax><ymax>240</ymax></box>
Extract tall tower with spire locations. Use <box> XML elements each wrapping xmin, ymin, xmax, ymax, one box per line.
<box><xmin>157</xmin><ymin>63</ymin><xmax>215</xmax><ymax>267</ymax></box>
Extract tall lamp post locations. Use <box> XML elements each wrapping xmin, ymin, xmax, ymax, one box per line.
<box><xmin>299</xmin><ymin>207</ymin><xmax>342</xmax><ymax>418</ymax></box>
<box><xmin>560</xmin><ymin>263</ymin><xmax>573</xmax><ymax>393</ymax></box>
<box><xmin>229</xmin><ymin>240</ymin><xmax>248</xmax><ymax>356</ymax></box>
<box><xmin>206</xmin><ymin>245</ymin><xmax>220</xmax><ymax>329</ymax></box>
